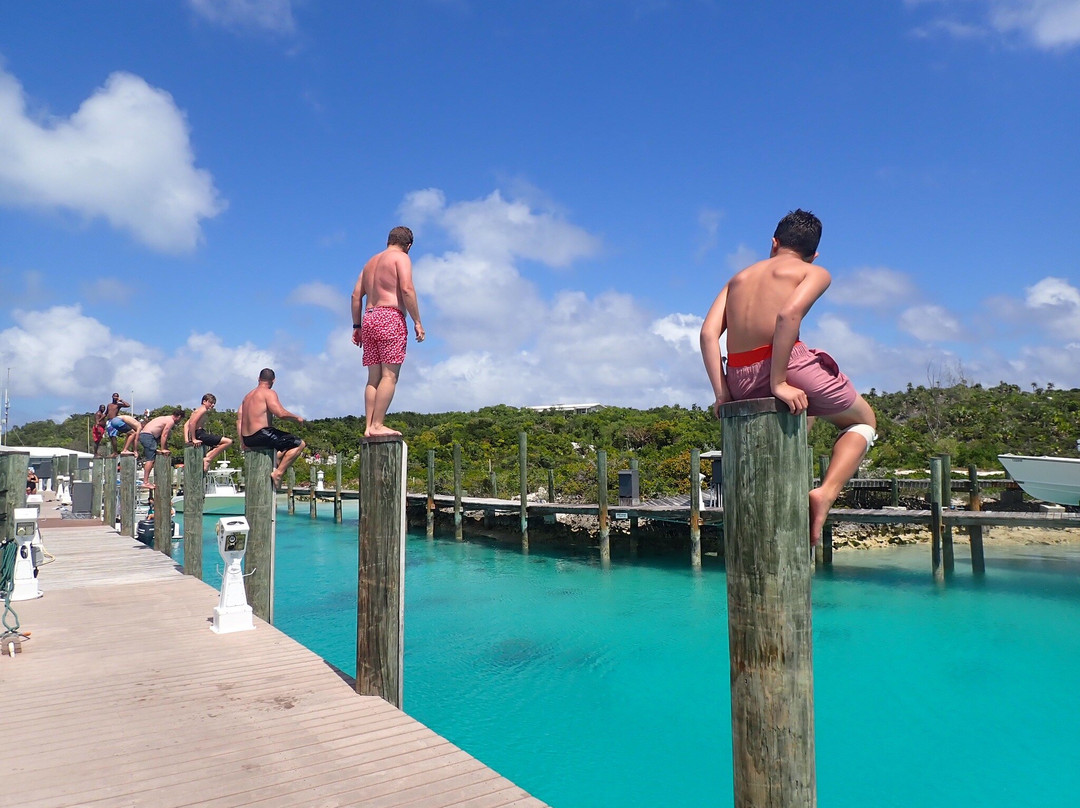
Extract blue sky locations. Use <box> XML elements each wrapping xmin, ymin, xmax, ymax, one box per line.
<box><xmin>1</xmin><ymin>0</ymin><xmax>1078</xmax><ymax>426</ymax></box>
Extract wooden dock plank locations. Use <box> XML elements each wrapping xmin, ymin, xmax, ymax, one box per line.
<box><xmin>7</xmin><ymin>526</ymin><xmax>548</xmax><ymax>808</ymax></box>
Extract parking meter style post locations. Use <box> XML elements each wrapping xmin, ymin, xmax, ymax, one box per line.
<box><xmin>210</xmin><ymin>517</ymin><xmax>254</xmax><ymax>634</ymax></box>
<box><xmin>10</xmin><ymin>507</ymin><xmax>43</xmax><ymax>601</ymax></box>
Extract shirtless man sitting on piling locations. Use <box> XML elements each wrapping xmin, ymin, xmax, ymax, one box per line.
<box><xmin>351</xmin><ymin>225</ymin><xmax>425</xmax><ymax>437</ymax></box>
<box><xmin>700</xmin><ymin>209</ymin><xmax>877</xmax><ymax>545</ymax></box>
<box><xmin>237</xmin><ymin>368</ymin><xmax>306</xmax><ymax>488</ymax></box>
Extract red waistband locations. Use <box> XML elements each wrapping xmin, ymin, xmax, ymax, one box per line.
<box><xmin>727</xmin><ymin>341</ymin><xmax>802</xmax><ymax>368</ymax></box>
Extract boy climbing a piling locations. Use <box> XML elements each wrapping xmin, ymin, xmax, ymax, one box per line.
<box><xmin>184</xmin><ymin>393</ymin><xmax>233</xmax><ymax>471</ymax></box>
<box><xmin>699</xmin><ymin>209</ymin><xmax>877</xmax><ymax>544</ymax></box>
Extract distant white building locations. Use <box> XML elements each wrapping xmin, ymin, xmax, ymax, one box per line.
<box><xmin>525</xmin><ymin>403</ymin><xmax>605</xmax><ymax>415</ymax></box>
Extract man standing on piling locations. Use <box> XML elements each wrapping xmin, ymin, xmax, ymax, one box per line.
<box><xmin>700</xmin><ymin>209</ymin><xmax>877</xmax><ymax>544</ymax></box>
<box><xmin>351</xmin><ymin>225</ymin><xmax>425</xmax><ymax>437</ymax></box>
<box><xmin>237</xmin><ymin>368</ymin><xmax>306</xmax><ymax>488</ymax></box>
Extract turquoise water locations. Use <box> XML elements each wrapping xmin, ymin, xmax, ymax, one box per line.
<box><xmin>178</xmin><ymin>505</ymin><xmax>1080</xmax><ymax>807</ymax></box>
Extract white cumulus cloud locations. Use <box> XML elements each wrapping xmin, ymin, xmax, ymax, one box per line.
<box><xmin>188</xmin><ymin>0</ymin><xmax>297</xmax><ymax>35</ymax></box>
<box><xmin>829</xmin><ymin>267</ymin><xmax>918</xmax><ymax>308</ymax></box>
<box><xmin>289</xmin><ymin>281</ymin><xmax>348</xmax><ymax>313</ymax></box>
<box><xmin>1025</xmin><ymin>276</ymin><xmax>1080</xmax><ymax>338</ymax></box>
<box><xmin>899</xmin><ymin>304</ymin><xmax>963</xmax><ymax>342</ymax></box>
<box><xmin>910</xmin><ymin>0</ymin><xmax>1080</xmax><ymax>49</ymax></box>
<box><xmin>0</xmin><ymin>66</ymin><xmax>224</xmax><ymax>252</ymax></box>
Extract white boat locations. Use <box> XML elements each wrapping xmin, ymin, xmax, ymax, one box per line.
<box><xmin>173</xmin><ymin>461</ymin><xmax>245</xmax><ymax>515</ymax></box>
<box><xmin>997</xmin><ymin>453</ymin><xmax>1080</xmax><ymax>506</ymax></box>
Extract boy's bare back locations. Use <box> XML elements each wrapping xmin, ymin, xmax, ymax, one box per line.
<box><xmin>724</xmin><ymin>254</ymin><xmax>828</xmax><ymax>353</ymax></box>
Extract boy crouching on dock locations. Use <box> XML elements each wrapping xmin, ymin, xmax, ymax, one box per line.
<box><xmin>699</xmin><ymin>209</ymin><xmax>877</xmax><ymax>544</ymax></box>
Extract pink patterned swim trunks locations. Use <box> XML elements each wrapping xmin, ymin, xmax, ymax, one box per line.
<box><xmin>361</xmin><ymin>306</ymin><xmax>407</xmax><ymax>366</ymax></box>
<box><xmin>726</xmin><ymin>341</ymin><xmax>858</xmax><ymax>416</ymax></box>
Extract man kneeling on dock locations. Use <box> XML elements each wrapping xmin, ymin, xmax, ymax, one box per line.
<box><xmin>238</xmin><ymin>368</ymin><xmax>306</xmax><ymax>488</ymax></box>
<box><xmin>700</xmin><ymin>209</ymin><xmax>877</xmax><ymax>544</ymax></box>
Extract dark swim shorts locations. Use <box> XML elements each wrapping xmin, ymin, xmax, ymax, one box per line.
<box><xmin>243</xmin><ymin>427</ymin><xmax>303</xmax><ymax>452</ymax></box>
<box><xmin>139</xmin><ymin>432</ymin><xmax>159</xmax><ymax>463</ymax></box>
<box><xmin>194</xmin><ymin>427</ymin><xmax>225</xmax><ymax>448</ymax></box>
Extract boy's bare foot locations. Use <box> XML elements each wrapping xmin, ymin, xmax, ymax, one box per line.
<box><xmin>203</xmin><ymin>458</ymin><xmax>211</xmax><ymax>472</ymax></box>
<box><xmin>809</xmin><ymin>487</ymin><xmax>833</xmax><ymax>547</ymax></box>
<box><xmin>270</xmin><ymin>470</ymin><xmax>283</xmax><ymax>489</ymax></box>
<box><xmin>120</xmin><ymin>451</ymin><xmax>135</xmax><ymax>456</ymax></box>
<box><xmin>364</xmin><ymin>425</ymin><xmax>402</xmax><ymax>437</ymax></box>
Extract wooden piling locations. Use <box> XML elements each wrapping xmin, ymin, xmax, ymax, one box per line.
<box><xmin>152</xmin><ymin>452</ymin><xmax>172</xmax><ymax>555</ymax></box>
<box><xmin>930</xmin><ymin>457</ymin><xmax>944</xmax><ymax>581</ymax></box>
<box><xmin>489</xmin><ymin>470</ymin><xmax>498</xmax><ymax>498</ymax></box>
<box><xmin>309</xmin><ymin>463</ymin><xmax>318</xmax><ymax>519</ymax></box>
<box><xmin>243</xmin><ymin>448</ymin><xmax>277</xmax><ymax>623</ymax></box>
<box><xmin>68</xmin><ymin>453</ymin><xmax>80</xmax><ymax>483</ymax></box>
<box><xmin>547</xmin><ymin>467</ymin><xmax>555</xmax><ymax>504</ymax></box>
<box><xmin>967</xmin><ymin>464</ymin><xmax>985</xmax><ymax>574</ymax></box>
<box><xmin>183</xmin><ymin>444</ymin><xmax>204</xmax><ymax>579</ymax></box>
<box><xmin>890</xmin><ymin>477</ymin><xmax>900</xmax><ymax>507</ymax></box>
<box><xmin>287</xmin><ymin>467</ymin><xmax>295</xmax><ymax>515</ymax></box>
<box><xmin>690</xmin><ymin>448</ymin><xmax>701</xmax><ymax>568</ymax></box>
<box><xmin>0</xmin><ymin>451</ymin><xmax>29</xmax><ymax>541</ymax></box>
<box><xmin>356</xmin><ymin>435</ymin><xmax>407</xmax><ymax>708</ymax></box>
<box><xmin>426</xmin><ymin>449</ymin><xmax>435</xmax><ymax>539</ymax></box>
<box><xmin>453</xmin><ymin>442</ymin><xmax>462</xmax><ymax>541</ymax></box>
<box><xmin>597</xmin><ymin>449</ymin><xmax>609</xmax><ymax>564</ymax></box>
<box><xmin>718</xmin><ymin>398</ymin><xmax>814</xmax><ymax>808</ymax></box>
<box><xmin>629</xmin><ymin>457</ymin><xmax>639</xmax><ymax>549</ymax></box>
<box><xmin>334</xmin><ymin>454</ymin><xmax>343</xmax><ymax>523</ymax></box>
<box><xmin>102</xmin><ymin>455</ymin><xmax>117</xmax><ymax>529</ymax></box>
<box><xmin>519</xmin><ymin>432</ymin><xmax>528</xmax><ymax>551</ymax></box>
<box><xmin>91</xmin><ymin>457</ymin><xmax>104</xmax><ymax>519</ymax></box>
<box><xmin>940</xmin><ymin>454</ymin><xmax>954</xmax><ymax>573</ymax></box>
<box><xmin>968</xmin><ymin>464</ymin><xmax>981</xmax><ymax>512</ymax></box>
<box><xmin>119</xmin><ymin>454</ymin><xmax>136</xmax><ymax>537</ymax></box>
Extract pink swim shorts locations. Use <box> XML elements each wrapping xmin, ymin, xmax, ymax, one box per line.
<box><xmin>726</xmin><ymin>341</ymin><xmax>858</xmax><ymax>416</ymax></box>
<box><xmin>361</xmin><ymin>306</ymin><xmax>407</xmax><ymax>366</ymax></box>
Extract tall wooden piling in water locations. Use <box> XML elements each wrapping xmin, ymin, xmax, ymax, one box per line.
<box><xmin>453</xmin><ymin>442</ymin><xmax>463</xmax><ymax>541</ymax></box>
<box><xmin>718</xmin><ymin>398</ymin><xmax>814</xmax><ymax>808</ymax></box>
<box><xmin>426</xmin><ymin>449</ymin><xmax>435</xmax><ymax>539</ymax></box>
<box><xmin>287</xmin><ymin>467</ymin><xmax>295</xmax><ymax>515</ymax></box>
<box><xmin>309</xmin><ymin>464</ymin><xmax>318</xmax><ymax>519</ymax></box>
<box><xmin>152</xmin><ymin>452</ymin><xmax>172</xmax><ymax>554</ymax></box>
<box><xmin>929</xmin><ymin>457</ymin><xmax>944</xmax><ymax>582</ymax></box>
<box><xmin>334</xmin><ymin>454</ymin><xmax>343</xmax><ymax>523</ymax></box>
<box><xmin>183</xmin><ymin>444</ymin><xmax>205</xmax><ymax>579</ymax></box>
<box><xmin>597</xmin><ymin>449</ymin><xmax>610</xmax><ymax>564</ymax></box>
<box><xmin>939</xmin><ymin>453</ymin><xmax>954</xmax><ymax>573</ymax></box>
<box><xmin>968</xmin><ymin>464</ymin><xmax>985</xmax><ymax>575</ymax></box>
<box><xmin>356</xmin><ymin>435</ymin><xmax>407</xmax><ymax>708</ymax></box>
<box><xmin>816</xmin><ymin>455</ymin><xmax>833</xmax><ymax>565</ymax></box>
<box><xmin>690</xmin><ymin>448</ymin><xmax>701</xmax><ymax>568</ymax></box>
<box><xmin>244</xmin><ymin>448</ymin><xmax>276</xmax><ymax>623</ymax></box>
<box><xmin>119</xmin><ymin>454</ymin><xmax>136</xmax><ymax>537</ymax></box>
<box><xmin>519</xmin><ymin>432</ymin><xmax>528</xmax><ymax>551</ymax></box>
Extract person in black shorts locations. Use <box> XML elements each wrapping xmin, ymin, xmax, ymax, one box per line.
<box><xmin>237</xmin><ymin>368</ymin><xmax>306</xmax><ymax>488</ymax></box>
<box><xmin>184</xmin><ymin>393</ymin><xmax>234</xmax><ymax>471</ymax></box>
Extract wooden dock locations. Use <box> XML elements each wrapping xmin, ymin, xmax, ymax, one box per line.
<box><xmin>6</xmin><ymin>522</ymin><xmax>547</xmax><ymax>808</ymax></box>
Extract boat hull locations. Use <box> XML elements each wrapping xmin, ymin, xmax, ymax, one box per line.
<box><xmin>998</xmin><ymin>454</ymin><xmax>1080</xmax><ymax>506</ymax></box>
<box><xmin>173</xmin><ymin>494</ymin><xmax>246</xmax><ymax>515</ymax></box>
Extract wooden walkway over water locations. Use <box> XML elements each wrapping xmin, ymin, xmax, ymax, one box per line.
<box><xmin>6</xmin><ymin>522</ymin><xmax>547</xmax><ymax>808</ymax></box>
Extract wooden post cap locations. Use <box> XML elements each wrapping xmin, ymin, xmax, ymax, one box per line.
<box><xmin>715</xmin><ymin>397</ymin><xmax>786</xmax><ymax>418</ymax></box>
<box><xmin>361</xmin><ymin>435</ymin><xmax>404</xmax><ymax>445</ymax></box>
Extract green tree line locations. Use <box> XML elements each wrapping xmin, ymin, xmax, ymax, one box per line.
<box><xmin>6</xmin><ymin>382</ymin><xmax>1078</xmax><ymax>498</ymax></box>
